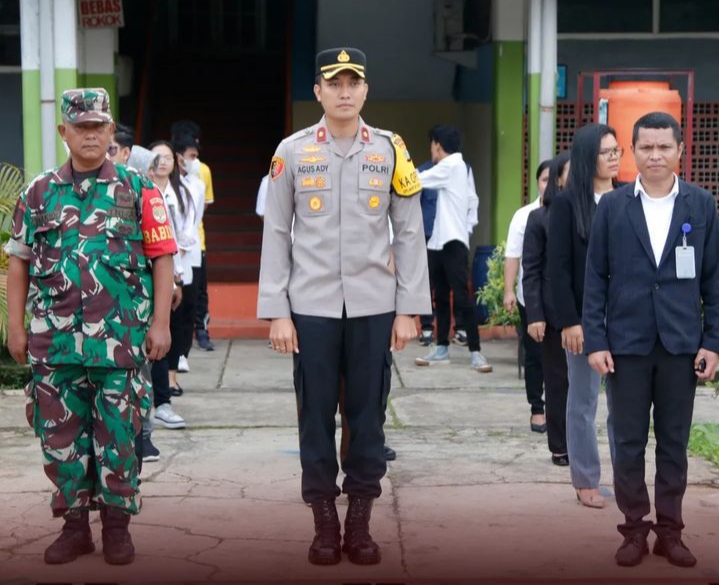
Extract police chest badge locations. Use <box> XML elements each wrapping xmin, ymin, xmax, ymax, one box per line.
<box><xmin>309</xmin><ymin>196</ymin><xmax>323</xmax><ymax>212</ymax></box>
<box><xmin>270</xmin><ymin>156</ymin><xmax>285</xmax><ymax>180</ymax></box>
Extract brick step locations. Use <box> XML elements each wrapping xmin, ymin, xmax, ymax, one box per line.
<box><xmin>208</xmin><ymin>199</ymin><xmax>258</xmax><ymax>213</ymax></box>
<box><xmin>207</xmin><ymin>264</ymin><xmax>260</xmax><ymax>283</ymax></box>
<box><xmin>204</xmin><ymin>213</ymin><xmax>262</xmax><ymax>230</ymax></box>
<box><xmin>207</xmin><ymin>248</ymin><xmax>261</xmax><ymax>265</ymax></box>
<box><xmin>209</xmin><ymin>319</ymin><xmax>270</xmax><ymax>339</ymax></box>
<box><xmin>206</xmin><ymin>230</ymin><xmax>262</xmax><ymax>248</ymax></box>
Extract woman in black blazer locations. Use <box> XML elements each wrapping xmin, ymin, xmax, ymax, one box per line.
<box><xmin>547</xmin><ymin>124</ymin><xmax>620</xmax><ymax>509</ymax></box>
<box><xmin>522</xmin><ymin>151</ymin><xmax>571</xmax><ymax>466</ymax></box>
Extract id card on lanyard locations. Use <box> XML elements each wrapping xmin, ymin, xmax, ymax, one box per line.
<box><xmin>676</xmin><ymin>222</ymin><xmax>695</xmax><ymax>279</ymax></box>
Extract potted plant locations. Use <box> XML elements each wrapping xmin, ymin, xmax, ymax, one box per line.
<box><xmin>0</xmin><ymin>163</ymin><xmax>32</xmax><ymax>389</ymax></box>
<box><xmin>475</xmin><ymin>241</ymin><xmax>520</xmax><ymax>340</ymax></box>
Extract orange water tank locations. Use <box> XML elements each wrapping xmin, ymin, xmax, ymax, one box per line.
<box><xmin>598</xmin><ymin>81</ymin><xmax>682</xmax><ymax>182</ymax></box>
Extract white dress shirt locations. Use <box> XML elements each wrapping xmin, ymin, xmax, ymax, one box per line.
<box><xmin>505</xmin><ymin>197</ymin><xmax>541</xmax><ymax>306</ymax></box>
<box><xmin>256</xmin><ymin>174</ymin><xmax>269</xmax><ymax>217</ymax></box>
<box><xmin>419</xmin><ymin>152</ymin><xmax>478</xmax><ymax>251</ymax></box>
<box><xmin>634</xmin><ymin>174</ymin><xmax>680</xmax><ymax>265</ymax></box>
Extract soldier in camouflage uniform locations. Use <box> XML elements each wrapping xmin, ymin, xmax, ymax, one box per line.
<box><xmin>5</xmin><ymin>88</ymin><xmax>177</xmax><ymax>565</ymax></box>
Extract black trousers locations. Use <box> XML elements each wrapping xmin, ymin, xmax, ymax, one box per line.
<box><xmin>152</xmin><ymin>358</ymin><xmax>172</xmax><ymax>408</ymax></box>
<box><xmin>428</xmin><ymin>241</ymin><xmax>480</xmax><ymax>352</ymax></box>
<box><xmin>168</xmin><ymin>267</ymin><xmax>199</xmax><ymax>369</ymax></box>
<box><xmin>606</xmin><ymin>341</ymin><xmax>697</xmax><ymax>537</ymax></box>
<box><xmin>518</xmin><ymin>303</ymin><xmax>545</xmax><ymax>415</ymax></box>
<box><xmin>542</xmin><ymin>325</ymin><xmax>568</xmax><ymax>454</ymax></box>
<box><xmin>195</xmin><ymin>252</ymin><xmax>210</xmax><ymax>332</ymax></box>
<box><xmin>420</xmin><ymin>245</ymin><xmax>464</xmax><ymax>333</ymax></box>
<box><xmin>292</xmin><ymin>310</ymin><xmax>394</xmax><ymax>503</ymax></box>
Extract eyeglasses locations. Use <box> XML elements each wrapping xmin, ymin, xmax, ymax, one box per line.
<box><xmin>599</xmin><ymin>147</ymin><xmax>623</xmax><ymax>159</ymax></box>
<box><xmin>107</xmin><ymin>144</ymin><xmax>118</xmax><ymax>156</ymax></box>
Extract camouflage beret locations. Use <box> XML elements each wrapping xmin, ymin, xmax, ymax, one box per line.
<box><xmin>60</xmin><ymin>88</ymin><xmax>113</xmax><ymax>124</ymax></box>
<box><xmin>315</xmin><ymin>48</ymin><xmax>366</xmax><ymax>80</ymax></box>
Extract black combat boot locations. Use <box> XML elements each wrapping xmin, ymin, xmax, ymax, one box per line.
<box><xmin>343</xmin><ymin>496</ymin><xmax>381</xmax><ymax>565</ymax></box>
<box><xmin>44</xmin><ymin>509</ymin><xmax>95</xmax><ymax>564</ymax></box>
<box><xmin>100</xmin><ymin>506</ymin><xmax>135</xmax><ymax>565</ymax></box>
<box><xmin>308</xmin><ymin>499</ymin><xmax>341</xmax><ymax>565</ymax></box>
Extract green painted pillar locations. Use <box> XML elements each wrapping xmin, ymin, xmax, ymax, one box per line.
<box><xmin>20</xmin><ymin>0</ymin><xmax>42</xmax><ymax>177</ymax></box>
<box><xmin>53</xmin><ymin>0</ymin><xmax>78</xmax><ymax>162</ymax></box>
<box><xmin>492</xmin><ymin>41</ymin><xmax>525</xmax><ymax>243</ymax></box>
<box><xmin>492</xmin><ymin>0</ymin><xmax>527</xmax><ymax>243</ymax></box>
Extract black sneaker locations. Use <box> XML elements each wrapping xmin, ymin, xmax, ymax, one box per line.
<box><xmin>196</xmin><ymin>329</ymin><xmax>215</xmax><ymax>351</ymax></box>
<box><xmin>452</xmin><ymin>330</ymin><xmax>468</xmax><ymax>346</ymax></box>
<box><xmin>142</xmin><ymin>437</ymin><xmax>160</xmax><ymax>462</ymax></box>
<box><xmin>419</xmin><ymin>330</ymin><xmax>434</xmax><ymax>346</ymax></box>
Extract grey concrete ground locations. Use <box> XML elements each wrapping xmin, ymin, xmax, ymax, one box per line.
<box><xmin>1</xmin><ymin>338</ymin><xmax>718</xmax><ymax>584</ymax></box>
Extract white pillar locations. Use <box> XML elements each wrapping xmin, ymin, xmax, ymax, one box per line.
<box><xmin>539</xmin><ymin>0</ymin><xmax>557</xmax><ymax>162</ymax></box>
<box><xmin>53</xmin><ymin>0</ymin><xmax>77</xmax><ymax>75</ymax></box>
<box><xmin>39</xmin><ymin>0</ymin><xmax>55</xmax><ymax>169</ymax></box>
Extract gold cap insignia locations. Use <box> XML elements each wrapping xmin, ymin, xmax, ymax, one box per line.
<box><xmin>337</xmin><ymin>50</ymin><xmax>350</xmax><ymax>63</ymax></box>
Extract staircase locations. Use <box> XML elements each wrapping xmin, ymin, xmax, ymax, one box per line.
<box><xmin>148</xmin><ymin>53</ymin><xmax>285</xmax><ymax>338</ymax></box>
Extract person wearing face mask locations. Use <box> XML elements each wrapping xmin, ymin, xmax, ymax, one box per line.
<box><xmin>172</xmin><ymin>134</ymin><xmax>206</xmax><ymax>375</ymax></box>
<box><xmin>170</xmin><ymin>120</ymin><xmax>216</xmax><ymax>353</ymax></box>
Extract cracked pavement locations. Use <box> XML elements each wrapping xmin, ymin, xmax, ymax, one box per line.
<box><xmin>1</xmin><ymin>338</ymin><xmax>718</xmax><ymax>583</ymax></box>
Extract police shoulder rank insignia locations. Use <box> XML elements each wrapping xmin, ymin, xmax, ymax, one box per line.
<box><xmin>270</xmin><ymin>156</ymin><xmax>285</xmax><ymax>180</ymax></box>
<box><xmin>390</xmin><ymin>133</ymin><xmax>421</xmax><ymax>197</ymax></box>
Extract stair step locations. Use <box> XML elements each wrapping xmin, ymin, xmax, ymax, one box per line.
<box><xmin>206</xmin><ymin>230</ymin><xmax>262</xmax><ymax>248</ymax></box>
<box><xmin>204</xmin><ymin>213</ymin><xmax>262</xmax><ymax>230</ymax></box>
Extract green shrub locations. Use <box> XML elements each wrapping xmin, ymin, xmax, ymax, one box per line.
<box><xmin>475</xmin><ymin>241</ymin><xmax>520</xmax><ymax>327</ymax></box>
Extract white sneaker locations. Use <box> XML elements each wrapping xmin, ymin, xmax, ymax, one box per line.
<box><xmin>153</xmin><ymin>403</ymin><xmax>187</xmax><ymax>429</ymax></box>
<box><xmin>177</xmin><ymin>355</ymin><xmax>190</xmax><ymax>373</ymax></box>
<box><xmin>471</xmin><ymin>351</ymin><xmax>493</xmax><ymax>373</ymax></box>
<box><xmin>415</xmin><ymin>344</ymin><xmax>450</xmax><ymax>366</ymax></box>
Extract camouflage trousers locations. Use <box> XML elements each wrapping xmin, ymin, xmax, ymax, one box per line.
<box><xmin>24</xmin><ymin>364</ymin><xmax>152</xmax><ymax>517</ymax></box>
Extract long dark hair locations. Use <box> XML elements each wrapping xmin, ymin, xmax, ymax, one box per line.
<box><xmin>564</xmin><ymin>123</ymin><xmax>617</xmax><ymax>241</ymax></box>
<box><xmin>147</xmin><ymin>139</ymin><xmax>190</xmax><ymax>216</ymax></box>
<box><xmin>543</xmin><ymin>150</ymin><xmax>571</xmax><ymax>208</ymax></box>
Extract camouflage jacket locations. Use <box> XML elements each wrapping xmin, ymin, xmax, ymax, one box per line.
<box><xmin>6</xmin><ymin>159</ymin><xmax>177</xmax><ymax>368</ymax></box>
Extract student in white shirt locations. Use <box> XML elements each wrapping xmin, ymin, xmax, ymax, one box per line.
<box><xmin>504</xmin><ymin>160</ymin><xmax>551</xmax><ymax>433</ymax></box>
<box><xmin>414</xmin><ymin>125</ymin><xmax>491</xmax><ymax>372</ymax></box>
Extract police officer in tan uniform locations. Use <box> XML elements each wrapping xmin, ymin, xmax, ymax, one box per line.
<box><xmin>258</xmin><ymin>48</ymin><xmax>430</xmax><ymax>566</ymax></box>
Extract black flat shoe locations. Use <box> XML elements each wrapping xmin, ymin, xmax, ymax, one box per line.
<box><xmin>552</xmin><ymin>453</ymin><xmax>569</xmax><ymax>466</ymax></box>
<box><xmin>170</xmin><ymin>385</ymin><xmax>184</xmax><ymax>397</ymax></box>
<box><xmin>530</xmin><ymin>421</ymin><xmax>547</xmax><ymax>433</ymax></box>
<box><xmin>384</xmin><ymin>445</ymin><xmax>396</xmax><ymax>461</ymax></box>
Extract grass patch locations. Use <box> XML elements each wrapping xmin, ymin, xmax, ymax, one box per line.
<box><xmin>688</xmin><ymin>423</ymin><xmax>719</xmax><ymax>468</ymax></box>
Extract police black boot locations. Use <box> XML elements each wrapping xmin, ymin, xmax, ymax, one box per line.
<box><xmin>343</xmin><ymin>496</ymin><xmax>381</xmax><ymax>565</ymax></box>
<box><xmin>308</xmin><ymin>498</ymin><xmax>341</xmax><ymax>565</ymax></box>
<box><xmin>44</xmin><ymin>509</ymin><xmax>95</xmax><ymax>564</ymax></box>
<box><xmin>100</xmin><ymin>506</ymin><xmax>135</xmax><ymax>565</ymax></box>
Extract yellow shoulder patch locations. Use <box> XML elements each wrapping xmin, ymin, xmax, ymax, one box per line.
<box><xmin>390</xmin><ymin>134</ymin><xmax>421</xmax><ymax>197</ymax></box>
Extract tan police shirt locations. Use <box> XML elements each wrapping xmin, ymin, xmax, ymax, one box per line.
<box><xmin>257</xmin><ymin>116</ymin><xmax>431</xmax><ymax>319</ymax></box>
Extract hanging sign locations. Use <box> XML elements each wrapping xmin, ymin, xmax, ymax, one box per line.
<box><xmin>78</xmin><ymin>0</ymin><xmax>124</xmax><ymax>29</ymax></box>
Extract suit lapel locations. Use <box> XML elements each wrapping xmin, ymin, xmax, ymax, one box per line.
<box><xmin>658</xmin><ymin>190</ymin><xmax>690</xmax><ymax>269</ymax></box>
<box><xmin>627</xmin><ymin>193</ymin><xmax>657</xmax><ymax>268</ymax></box>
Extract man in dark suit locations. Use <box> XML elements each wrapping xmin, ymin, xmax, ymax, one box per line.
<box><xmin>583</xmin><ymin>111</ymin><xmax>719</xmax><ymax>568</ymax></box>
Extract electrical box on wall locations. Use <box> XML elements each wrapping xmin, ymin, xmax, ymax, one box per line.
<box><xmin>434</xmin><ymin>0</ymin><xmax>491</xmax><ymax>68</ymax></box>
